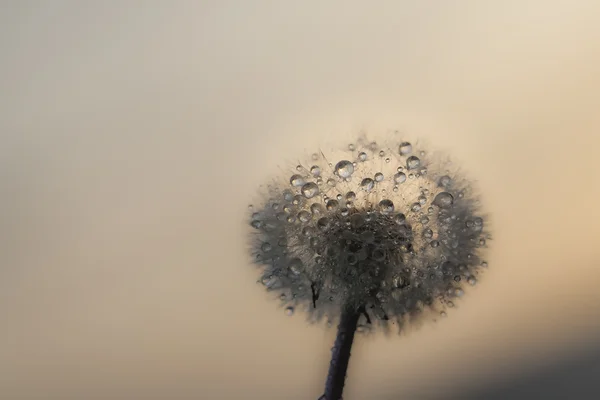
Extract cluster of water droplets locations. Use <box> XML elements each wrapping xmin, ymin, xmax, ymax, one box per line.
<box><xmin>248</xmin><ymin>137</ymin><xmax>489</xmax><ymax>330</ymax></box>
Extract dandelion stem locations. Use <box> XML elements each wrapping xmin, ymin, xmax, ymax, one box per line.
<box><xmin>321</xmin><ymin>306</ymin><xmax>360</xmax><ymax>400</ymax></box>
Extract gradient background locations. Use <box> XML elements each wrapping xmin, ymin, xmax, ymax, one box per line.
<box><xmin>2</xmin><ymin>1</ymin><xmax>600</xmax><ymax>399</ymax></box>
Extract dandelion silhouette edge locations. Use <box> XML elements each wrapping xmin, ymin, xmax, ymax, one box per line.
<box><xmin>247</xmin><ymin>135</ymin><xmax>490</xmax><ymax>333</ymax></box>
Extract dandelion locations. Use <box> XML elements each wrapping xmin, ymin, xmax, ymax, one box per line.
<box><xmin>247</xmin><ymin>135</ymin><xmax>490</xmax><ymax>400</ymax></box>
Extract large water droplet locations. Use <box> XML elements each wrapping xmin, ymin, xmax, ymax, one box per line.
<box><xmin>310</xmin><ymin>165</ymin><xmax>321</xmax><ymax>176</ymax></box>
<box><xmin>374</xmin><ymin>172</ymin><xmax>384</xmax><ymax>182</ymax></box>
<box><xmin>290</xmin><ymin>174</ymin><xmax>305</xmax><ymax>187</ymax></box>
<box><xmin>406</xmin><ymin>156</ymin><xmax>421</xmax><ymax>170</ymax></box>
<box><xmin>399</xmin><ymin>142</ymin><xmax>412</xmax><ymax>155</ymax></box>
<box><xmin>394</xmin><ymin>172</ymin><xmax>407</xmax><ymax>184</ymax></box>
<box><xmin>361</xmin><ymin>178</ymin><xmax>374</xmax><ymax>192</ymax></box>
<box><xmin>326</xmin><ymin>199</ymin><xmax>339</xmax><ymax>210</ymax></box>
<box><xmin>335</xmin><ymin>160</ymin><xmax>354</xmax><ymax>178</ymax></box>
<box><xmin>394</xmin><ymin>213</ymin><xmax>406</xmax><ymax>225</ymax></box>
<box><xmin>433</xmin><ymin>192</ymin><xmax>454</xmax><ymax>208</ymax></box>
<box><xmin>301</xmin><ymin>182</ymin><xmax>319</xmax><ymax>199</ymax></box>
<box><xmin>317</xmin><ymin>217</ymin><xmax>330</xmax><ymax>231</ymax></box>
<box><xmin>298</xmin><ymin>210</ymin><xmax>311</xmax><ymax>223</ymax></box>
<box><xmin>379</xmin><ymin>199</ymin><xmax>394</xmax><ymax>213</ymax></box>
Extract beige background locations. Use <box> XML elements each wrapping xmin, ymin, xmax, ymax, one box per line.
<box><xmin>1</xmin><ymin>1</ymin><xmax>600</xmax><ymax>399</ymax></box>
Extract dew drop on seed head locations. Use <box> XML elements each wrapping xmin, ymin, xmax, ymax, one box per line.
<box><xmin>345</xmin><ymin>191</ymin><xmax>356</xmax><ymax>201</ymax></box>
<box><xmin>310</xmin><ymin>203</ymin><xmax>325</xmax><ymax>215</ymax></box>
<box><xmin>317</xmin><ymin>217</ymin><xmax>330</xmax><ymax>231</ymax></box>
<box><xmin>358</xmin><ymin>152</ymin><xmax>367</xmax><ymax>161</ymax></box>
<box><xmin>296</xmin><ymin>165</ymin><xmax>303</xmax><ymax>171</ymax></box>
<box><xmin>394</xmin><ymin>172</ymin><xmax>407</xmax><ymax>184</ymax></box>
<box><xmin>481</xmin><ymin>261</ymin><xmax>488</xmax><ymax>268</ymax></box>
<box><xmin>285</xmin><ymin>307</ymin><xmax>294</xmax><ymax>316</ymax></box>
<box><xmin>289</xmin><ymin>258</ymin><xmax>303</xmax><ymax>275</ymax></box>
<box><xmin>468</xmin><ymin>277</ymin><xmax>477</xmax><ymax>286</ymax></box>
<box><xmin>418</xmin><ymin>195</ymin><xmax>427</xmax><ymax>205</ymax></box>
<box><xmin>298</xmin><ymin>210</ymin><xmax>311</xmax><ymax>223</ymax></box>
<box><xmin>399</xmin><ymin>142</ymin><xmax>412</xmax><ymax>155</ymax></box>
<box><xmin>440</xmin><ymin>311</ymin><xmax>447</xmax><ymax>317</ymax></box>
<box><xmin>374</xmin><ymin>172</ymin><xmax>384</xmax><ymax>182</ymax></box>
<box><xmin>335</xmin><ymin>160</ymin><xmax>354</xmax><ymax>178</ymax></box>
<box><xmin>310</xmin><ymin>165</ymin><xmax>321</xmax><ymax>176</ymax></box>
<box><xmin>290</xmin><ymin>174</ymin><xmax>305</xmax><ymax>187</ymax></box>
<box><xmin>394</xmin><ymin>213</ymin><xmax>406</xmax><ymax>225</ymax></box>
<box><xmin>326</xmin><ymin>199</ymin><xmax>339</xmax><ymax>210</ymax></box>
<box><xmin>361</xmin><ymin>178</ymin><xmax>375</xmax><ymax>192</ymax></box>
<box><xmin>407</xmin><ymin>156</ymin><xmax>421</xmax><ymax>170</ymax></box>
<box><xmin>301</xmin><ymin>182</ymin><xmax>319</xmax><ymax>198</ymax></box>
<box><xmin>433</xmin><ymin>192</ymin><xmax>454</xmax><ymax>209</ymax></box>
<box><xmin>379</xmin><ymin>150</ymin><xmax>385</xmax><ymax>157</ymax></box>
<box><xmin>379</xmin><ymin>199</ymin><xmax>394</xmax><ymax>213</ymax></box>
<box><xmin>327</xmin><ymin>178</ymin><xmax>336</xmax><ymax>187</ymax></box>
<box><xmin>385</xmin><ymin>158</ymin><xmax>391</xmax><ymax>163</ymax></box>
<box><xmin>438</xmin><ymin>175</ymin><xmax>452</xmax><ymax>188</ymax></box>
<box><xmin>348</xmin><ymin>143</ymin><xmax>356</xmax><ymax>151</ymax></box>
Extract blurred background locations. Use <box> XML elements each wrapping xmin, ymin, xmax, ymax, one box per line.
<box><xmin>1</xmin><ymin>1</ymin><xmax>600</xmax><ymax>399</ymax></box>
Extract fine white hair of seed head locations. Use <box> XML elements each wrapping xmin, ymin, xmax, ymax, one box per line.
<box><xmin>247</xmin><ymin>134</ymin><xmax>490</xmax><ymax>333</ymax></box>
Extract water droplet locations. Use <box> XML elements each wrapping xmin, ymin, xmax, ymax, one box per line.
<box><xmin>350</xmin><ymin>213</ymin><xmax>365</xmax><ymax>228</ymax></box>
<box><xmin>310</xmin><ymin>165</ymin><xmax>321</xmax><ymax>176</ymax></box>
<box><xmin>250</xmin><ymin>220</ymin><xmax>262</xmax><ymax>229</ymax></box>
<box><xmin>285</xmin><ymin>306</ymin><xmax>294</xmax><ymax>316</ymax></box>
<box><xmin>283</xmin><ymin>204</ymin><xmax>293</xmax><ymax>214</ymax></box>
<box><xmin>317</xmin><ymin>217</ymin><xmax>330</xmax><ymax>231</ymax></box>
<box><xmin>399</xmin><ymin>142</ymin><xmax>412</xmax><ymax>155</ymax></box>
<box><xmin>311</xmin><ymin>153</ymin><xmax>319</xmax><ymax>160</ymax></box>
<box><xmin>283</xmin><ymin>190</ymin><xmax>294</xmax><ymax>202</ymax></box>
<box><xmin>379</xmin><ymin>199</ymin><xmax>394</xmax><ymax>213</ymax></box>
<box><xmin>379</xmin><ymin>150</ymin><xmax>385</xmax><ymax>157</ymax></box>
<box><xmin>430</xmin><ymin>240</ymin><xmax>439</xmax><ymax>248</ymax></box>
<box><xmin>348</xmin><ymin>143</ymin><xmax>356</xmax><ymax>151</ymax></box>
<box><xmin>468</xmin><ymin>277</ymin><xmax>477</xmax><ymax>286</ymax></box>
<box><xmin>345</xmin><ymin>191</ymin><xmax>356</xmax><ymax>202</ymax></box>
<box><xmin>327</xmin><ymin>178</ymin><xmax>337</xmax><ymax>187</ymax></box>
<box><xmin>358</xmin><ymin>152</ymin><xmax>367</xmax><ymax>161</ymax></box>
<box><xmin>411</xmin><ymin>203</ymin><xmax>421</xmax><ymax>212</ymax></box>
<box><xmin>440</xmin><ymin>311</ymin><xmax>447</xmax><ymax>317</ymax></box>
<box><xmin>479</xmin><ymin>238</ymin><xmax>486</xmax><ymax>246</ymax></box>
<box><xmin>297</xmin><ymin>210</ymin><xmax>311</xmax><ymax>223</ymax></box>
<box><xmin>433</xmin><ymin>192</ymin><xmax>454</xmax><ymax>209</ymax></box>
<box><xmin>454</xmin><ymin>288</ymin><xmax>464</xmax><ymax>297</ymax></box>
<box><xmin>481</xmin><ymin>261</ymin><xmax>488</xmax><ymax>268</ymax></box>
<box><xmin>385</xmin><ymin>157</ymin><xmax>391</xmax><ymax>163</ymax></box>
<box><xmin>302</xmin><ymin>226</ymin><xmax>315</xmax><ymax>237</ymax></box>
<box><xmin>347</xmin><ymin>254</ymin><xmax>358</xmax><ymax>265</ymax></box>
<box><xmin>290</xmin><ymin>174</ymin><xmax>305</xmax><ymax>187</ymax></box>
<box><xmin>289</xmin><ymin>258</ymin><xmax>303</xmax><ymax>275</ymax></box>
<box><xmin>406</xmin><ymin>156</ymin><xmax>421</xmax><ymax>170</ymax></box>
<box><xmin>335</xmin><ymin>160</ymin><xmax>354</xmax><ymax>178</ymax></box>
<box><xmin>310</xmin><ymin>203</ymin><xmax>325</xmax><ymax>215</ymax></box>
<box><xmin>418</xmin><ymin>195</ymin><xmax>427</xmax><ymax>205</ymax></box>
<box><xmin>393</xmin><ymin>172</ymin><xmax>407</xmax><ymax>184</ymax></box>
<box><xmin>301</xmin><ymin>182</ymin><xmax>319</xmax><ymax>198</ymax></box>
<box><xmin>454</xmin><ymin>275</ymin><xmax>461</xmax><ymax>282</ymax></box>
<box><xmin>286</xmin><ymin>215</ymin><xmax>296</xmax><ymax>223</ymax></box>
<box><xmin>446</xmin><ymin>301</ymin><xmax>454</xmax><ymax>308</ymax></box>
<box><xmin>423</xmin><ymin>228</ymin><xmax>433</xmax><ymax>239</ymax></box>
<box><xmin>394</xmin><ymin>213</ymin><xmax>406</xmax><ymax>224</ymax></box>
<box><xmin>326</xmin><ymin>199</ymin><xmax>339</xmax><ymax>210</ymax></box>
<box><xmin>261</xmin><ymin>242</ymin><xmax>272</xmax><ymax>252</ymax></box>
<box><xmin>296</xmin><ymin>165</ymin><xmax>303</xmax><ymax>171</ymax></box>
<box><xmin>361</xmin><ymin>178</ymin><xmax>374</xmax><ymax>192</ymax></box>
<box><xmin>438</xmin><ymin>175</ymin><xmax>452</xmax><ymax>188</ymax></box>
<box><xmin>374</xmin><ymin>172</ymin><xmax>384</xmax><ymax>182</ymax></box>
<box><xmin>421</xmin><ymin>216</ymin><xmax>430</xmax><ymax>224</ymax></box>
<box><xmin>393</xmin><ymin>186</ymin><xmax>399</xmax><ymax>192</ymax></box>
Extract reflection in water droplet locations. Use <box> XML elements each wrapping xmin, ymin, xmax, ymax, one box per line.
<box><xmin>374</xmin><ymin>172</ymin><xmax>384</xmax><ymax>182</ymax></box>
<box><xmin>433</xmin><ymin>192</ymin><xmax>454</xmax><ymax>208</ymax></box>
<box><xmin>361</xmin><ymin>178</ymin><xmax>374</xmax><ymax>192</ymax></box>
<box><xmin>407</xmin><ymin>156</ymin><xmax>421</xmax><ymax>170</ymax></box>
<box><xmin>335</xmin><ymin>160</ymin><xmax>354</xmax><ymax>178</ymax></box>
<box><xmin>438</xmin><ymin>175</ymin><xmax>452</xmax><ymax>187</ymax></box>
<box><xmin>348</xmin><ymin>143</ymin><xmax>356</xmax><ymax>151</ymax></box>
<box><xmin>394</xmin><ymin>213</ymin><xmax>406</xmax><ymax>225</ymax></box>
<box><xmin>399</xmin><ymin>142</ymin><xmax>412</xmax><ymax>155</ymax></box>
<box><xmin>430</xmin><ymin>240</ymin><xmax>439</xmax><ymax>248</ymax></box>
<box><xmin>327</xmin><ymin>178</ymin><xmax>337</xmax><ymax>187</ymax></box>
<box><xmin>468</xmin><ymin>277</ymin><xmax>477</xmax><ymax>286</ymax></box>
<box><xmin>310</xmin><ymin>165</ymin><xmax>321</xmax><ymax>176</ymax></box>
<box><xmin>358</xmin><ymin>152</ymin><xmax>367</xmax><ymax>161</ymax></box>
<box><xmin>311</xmin><ymin>203</ymin><xmax>325</xmax><ymax>215</ymax></box>
<box><xmin>317</xmin><ymin>217</ymin><xmax>330</xmax><ymax>231</ymax></box>
<box><xmin>296</xmin><ymin>165</ymin><xmax>303</xmax><ymax>171</ymax></box>
<box><xmin>394</xmin><ymin>172</ymin><xmax>407</xmax><ymax>184</ymax></box>
<box><xmin>379</xmin><ymin>199</ymin><xmax>394</xmax><ymax>213</ymax></box>
<box><xmin>301</xmin><ymin>182</ymin><xmax>319</xmax><ymax>198</ymax></box>
<box><xmin>290</xmin><ymin>174</ymin><xmax>305</xmax><ymax>187</ymax></box>
<box><xmin>298</xmin><ymin>210</ymin><xmax>311</xmax><ymax>222</ymax></box>
<box><xmin>326</xmin><ymin>199</ymin><xmax>339</xmax><ymax>210</ymax></box>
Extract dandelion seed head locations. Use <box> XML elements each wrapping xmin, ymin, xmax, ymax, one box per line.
<box><xmin>248</xmin><ymin>134</ymin><xmax>490</xmax><ymax>331</ymax></box>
